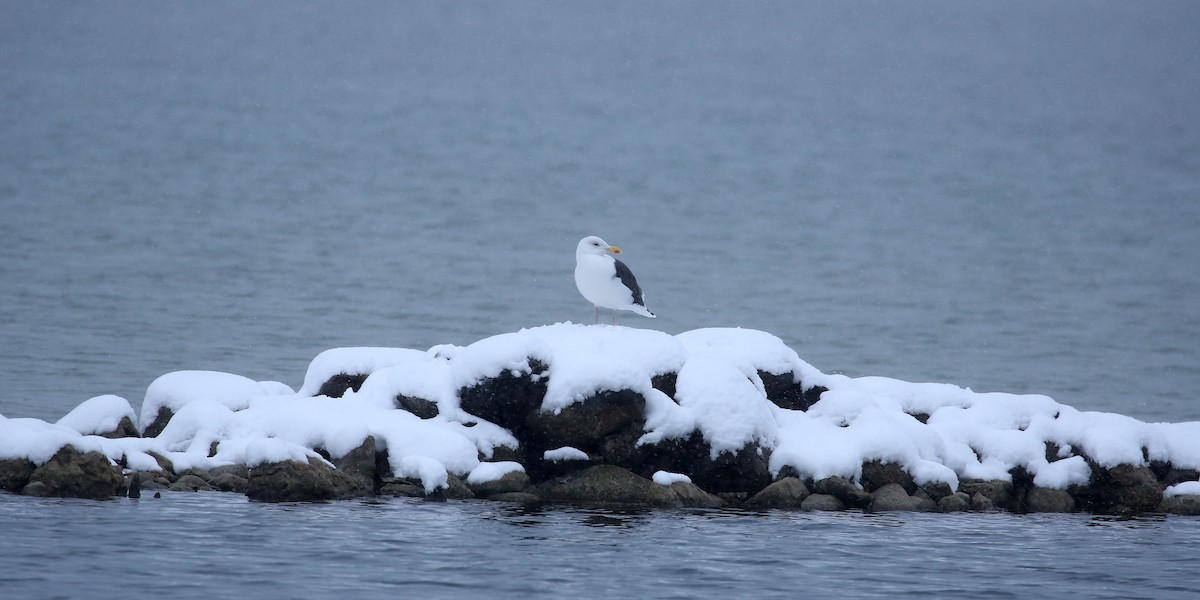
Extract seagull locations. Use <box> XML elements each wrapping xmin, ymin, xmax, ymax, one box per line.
<box><xmin>574</xmin><ymin>235</ymin><xmax>656</xmax><ymax>324</ymax></box>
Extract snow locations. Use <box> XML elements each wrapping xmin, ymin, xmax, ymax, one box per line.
<box><xmin>5</xmin><ymin>324</ymin><xmax>1200</xmax><ymax>500</ymax></box>
<box><xmin>1165</xmin><ymin>481</ymin><xmax>1200</xmax><ymax>498</ymax></box>
<box><xmin>56</xmin><ymin>395</ymin><xmax>136</xmax><ymax>436</ymax></box>
<box><xmin>652</xmin><ymin>471</ymin><xmax>692</xmax><ymax>486</ymax></box>
<box><xmin>544</xmin><ymin>446</ymin><xmax>590</xmax><ymax>462</ymax></box>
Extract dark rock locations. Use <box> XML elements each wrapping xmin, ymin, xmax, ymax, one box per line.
<box><xmin>1075</xmin><ymin>463</ymin><xmax>1162</xmax><ymax>514</ymax></box>
<box><xmin>526</xmin><ymin>390</ymin><xmax>645</xmax><ymax>456</ymax></box>
<box><xmin>396</xmin><ymin>395</ymin><xmax>439</xmax><ymax>419</ymax></box>
<box><xmin>442</xmin><ymin>475</ymin><xmax>475</xmax><ymax>500</ymax></box>
<box><xmin>378</xmin><ymin>478</ymin><xmax>425</xmax><ymax>498</ymax></box>
<box><xmin>637</xmin><ymin>432</ymin><xmax>773</xmax><ymax>494</ymax></box>
<box><xmin>1159</xmin><ymin>495</ymin><xmax>1200</xmax><ymax>515</ymax></box>
<box><xmin>317</xmin><ymin>373</ymin><xmax>369</xmax><ymax>398</ymax></box>
<box><xmin>535</xmin><ymin>465</ymin><xmax>681</xmax><ymax>507</ymax></box>
<box><xmin>668</xmin><ymin>482</ymin><xmax>725</xmax><ymax>508</ymax></box>
<box><xmin>1153</xmin><ymin>464</ymin><xmax>1199</xmax><ymax>488</ymax></box>
<box><xmin>970</xmin><ymin>492</ymin><xmax>995</xmax><ymax>511</ymax></box>
<box><xmin>1025</xmin><ymin>487</ymin><xmax>1075</xmax><ymax>513</ymax></box>
<box><xmin>650</xmin><ymin>372</ymin><xmax>678</xmax><ymax>400</ymax></box>
<box><xmin>937</xmin><ymin>494</ymin><xmax>970</xmax><ymax>513</ymax></box>
<box><xmin>22</xmin><ymin>446</ymin><xmax>124</xmax><ymax>500</ymax></box>
<box><xmin>745</xmin><ymin>477</ymin><xmax>810</xmax><ymax>509</ymax></box>
<box><xmin>801</xmin><ymin>493</ymin><xmax>845</xmax><ymax>511</ymax></box>
<box><xmin>170</xmin><ymin>474</ymin><xmax>214</xmax><ymax>492</ymax></box>
<box><xmin>811</xmin><ymin>476</ymin><xmax>872</xmax><ymax>508</ymax></box>
<box><xmin>210</xmin><ymin>473</ymin><xmax>249</xmax><ymax>493</ymax></box>
<box><xmin>919</xmin><ymin>481</ymin><xmax>955</xmax><ymax>502</ymax></box>
<box><xmin>146</xmin><ymin>452</ymin><xmax>176</xmax><ymax>478</ymax></box>
<box><xmin>758</xmin><ymin>371</ymin><xmax>825</xmax><ymax>411</ymax></box>
<box><xmin>246</xmin><ymin>457</ymin><xmax>372</xmax><ymax>502</ymax></box>
<box><xmin>329</xmin><ymin>436</ymin><xmax>378</xmax><ymax>491</ymax></box>
<box><xmin>908</xmin><ymin>412</ymin><xmax>931</xmax><ymax>424</ymax></box>
<box><xmin>958</xmin><ymin>479</ymin><xmax>1013</xmax><ymax>509</ymax></box>
<box><xmin>869</xmin><ymin>483</ymin><xmax>935</xmax><ymax>512</ymax></box>
<box><xmin>861</xmin><ymin>461</ymin><xmax>917</xmax><ymax>494</ymax></box>
<box><xmin>457</xmin><ymin>358</ymin><xmax>549</xmax><ymax>435</ymax></box>
<box><xmin>127</xmin><ymin>473</ymin><xmax>141</xmax><ymax>498</ymax></box>
<box><xmin>469</xmin><ymin>470</ymin><xmax>531</xmax><ymax>497</ymax></box>
<box><xmin>142</xmin><ymin>406</ymin><xmax>174</xmax><ymax>438</ymax></box>
<box><xmin>0</xmin><ymin>457</ymin><xmax>36</xmax><ymax>493</ymax></box>
<box><xmin>99</xmin><ymin>416</ymin><xmax>141</xmax><ymax>439</ymax></box>
<box><xmin>179</xmin><ymin>469</ymin><xmax>214</xmax><ymax>482</ymax></box>
<box><xmin>209</xmin><ymin>464</ymin><xmax>250</xmax><ymax>480</ymax></box>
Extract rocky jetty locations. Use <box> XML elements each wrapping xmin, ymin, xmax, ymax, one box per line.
<box><xmin>2</xmin><ymin>324</ymin><xmax>1199</xmax><ymax>516</ymax></box>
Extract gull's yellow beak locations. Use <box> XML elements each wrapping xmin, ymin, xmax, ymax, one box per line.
<box><xmin>606</xmin><ymin>245</ymin><xmax>622</xmax><ymax>254</ymax></box>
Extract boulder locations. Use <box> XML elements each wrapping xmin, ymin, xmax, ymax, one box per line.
<box><xmin>426</xmin><ymin>475</ymin><xmax>475</xmax><ymax>501</ymax></box>
<box><xmin>758</xmin><ymin>371</ymin><xmax>825</xmax><ymax>411</ymax></box>
<box><xmin>667</xmin><ymin>481</ymin><xmax>724</xmax><ymax>508</ymax></box>
<box><xmin>869</xmin><ymin>483</ymin><xmax>935</xmax><ymax>512</ymax></box>
<box><xmin>99</xmin><ymin>416</ymin><xmax>141</xmax><ymax>439</ymax></box>
<box><xmin>329</xmin><ymin>436</ymin><xmax>378</xmax><ymax>491</ymax></box>
<box><xmin>22</xmin><ymin>446</ymin><xmax>123</xmax><ymax>500</ymax></box>
<box><xmin>316</xmin><ymin>373</ymin><xmax>369</xmax><ymax>398</ymax></box>
<box><xmin>457</xmin><ymin>358</ymin><xmax>549</xmax><ymax>435</ymax></box>
<box><xmin>801</xmin><ymin>493</ymin><xmax>845</xmax><ymax>511</ymax></box>
<box><xmin>811</xmin><ymin>476</ymin><xmax>872</xmax><ymax>508</ymax></box>
<box><xmin>209</xmin><ymin>473</ymin><xmax>249</xmax><ymax>493</ymax></box>
<box><xmin>970</xmin><ymin>492</ymin><xmax>995</xmax><ymax>511</ymax></box>
<box><xmin>0</xmin><ymin>457</ymin><xmax>37</xmax><ymax>493</ymax></box>
<box><xmin>1159</xmin><ymin>495</ymin><xmax>1200</xmax><ymax>515</ymax></box>
<box><xmin>937</xmin><ymin>493</ymin><xmax>970</xmax><ymax>513</ymax></box>
<box><xmin>958</xmin><ymin>479</ymin><xmax>1013</xmax><ymax>509</ymax></box>
<box><xmin>246</xmin><ymin>457</ymin><xmax>372</xmax><ymax>502</ymax></box>
<box><xmin>209</xmin><ymin>464</ymin><xmax>250</xmax><ymax>480</ymax></box>
<box><xmin>469</xmin><ymin>470</ymin><xmax>532</xmax><ymax>497</ymax></box>
<box><xmin>745</xmin><ymin>477</ymin><xmax>810</xmax><ymax>509</ymax></box>
<box><xmin>395</xmin><ymin>395</ymin><xmax>439</xmax><ymax>419</ymax></box>
<box><xmin>170</xmin><ymin>474</ymin><xmax>214</xmax><ymax>492</ymax></box>
<box><xmin>378</xmin><ymin>478</ymin><xmax>425</xmax><ymax>498</ymax></box>
<box><xmin>142</xmin><ymin>406</ymin><xmax>174</xmax><ymax>439</ymax></box>
<box><xmin>918</xmin><ymin>481</ymin><xmax>955</xmax><ymax>503</ymax></box>
<box><xmin>526</xmin><ymin>390</ymin><xmax>645</xmax><ymax>453</ymax></box>
<box><xmin>1025</xmin><ymin>487</ymin><xmax>1075</xmax><ymax>513</ymax></box>
<box><xmin>861</xmin><ymin>461</ymin><xmax>916</xmax><ymax>494</ymax></box>
<box><xmin>535</xmin><ymin>465</ymin><xmax>681</xmax><ymax>507</ymax></box>
<box><xmin>1076</xmin><ymin>464</ymin><xmax>1161</xmax><ymax>514</ymax></box>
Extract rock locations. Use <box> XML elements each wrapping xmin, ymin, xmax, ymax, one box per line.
<box><xmin>209</xmin><ymin>473</ymin><xmax>249</xmax><ymax>493</ymax></box>
<box><xmin>745</xmin><ymin>477</ymin><xmax>810</xmax><ymax>509</ymax></box>
<box><xmin>1158</xmin><ymin>495</ymin><xmax>1200</xmax><ymax>515</ymax></box>
<box><xmin>246</xmin><ymin>457</ymin><xmax>372</xmax><ymax>502</ymax></box>
<box><xmin>668</xmin><ymin>482</ymin><xmax>724</xmax><ymax>508</ymax></box>
<box><xmin>1076</xmin><ymin>464</ymin><xmax>1162</xmax><ymax>514</ymax></box>
<box><xmin>142</xmin><ymin>406</ymin><xmax>174</xmax><ymax>438</ymax></box>
<box><xmin>861</xmin><ymin>461</ymin><xmax>917</xmax><ymax>494</ymax></box>
<box><xmin>440</xmin><ymin>475</ymin><xmax>475</xmax><ymax>500</ymax></box>
<box><xmin>958</xmin><ymin>479</ymin><xmax>1013</xmax><ymax>509</ymax></box>
<box><xmin>378</xmin><ymin>478</ymin><xmax>425</xmax><ymax>498</ymax></box>
<box><xmin>811</xmin><ymin>476</ymin><xmax>872</xmax><ymax>508</ymax></box>
<box><xmin>329</xmin><ymin>436</ymin><xmax>378</xmax><ymax>491</ymax></box>
<box><xmin>919</xmin><ymin>481</ymin><xmax>955</xmax><ymax>503</ymax></box>
<box><xmin>801</xmin><ymin>493</ymin><xmax>845</xmax><ymax>511</ymax></box>
<box><xmin>970</xmin><ymin>492</ymin><xmax>995</xmax><ymax>511</ymax></box>
<box><xmin>209</xmin><ymin>464</ymin><xmax>250</xmax><ymax>480</ymax></box>
<box><xmin>869</xmin><ymin>483</ymin><xmax>935</xmax><ymax>512</ymax></box>
<box><xmin>170</xmin><ymin>474</ymin><xmax>214</xmax><ymax>492</ymax></box>
<box><xmin>758</xmin><ymin>371</ymin><xmax>825</xmax><ymax>411</ymax></box>
<box><xmin>526</xmin><ymin>390</ymin><xmax>645</xmax><ymax>454</ymax></box>
<box><xmin>470</xmin><ymin>470</ymin><xmax>532</xmax><ymax>497</ymax></box>
<box><xmin>937</xmin><ymin>493</ymin><xmax>970</xmax><ymax>513</ymax></box>
<box><xmin>99</xmin><ymin>416</ymin><xmax>141</xmax><ymax>439</ymax></box>
<box><xmin>146</xmin><ymin>452</ymin><xmax>176</xmax><ymax>478</ymax></box>
<box><xmin>21</xmin><ymin>446</ymin><xmax>124</xmax><ymax>500</ymax></box>
<box><xmin>316</xmin><ymin>373</ymin><xmax>369</xmax><ymax>398</ymax></box>
<box><xmin>535</xmin><ymin>465</ymin><xmax>681</xmax><ymax>507</ymax></box>
<box><xmin>127</xmin><ymin>473</ymin><xmax>141</xmax><ymax>498</ymax></box>
<box><xmin>0</xmin><ymin>457</ymin><xmax>36</xmax><ymax>493</ymax></box>
<box><xmin>396</xmin><ymin>395</ymin><xmax>439</xmax><ymax>419</ymax></box>
<box><xmin>1025</xmin><ymin>487</ymin><xmax>1075</xmax><ymax>512</ymax></box>
<box><xmin>457</xmin><ymin>358</ymin><xmax>549</xmax><ymax>435</ymax></box>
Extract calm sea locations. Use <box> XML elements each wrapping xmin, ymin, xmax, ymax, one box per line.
<box><xmin>2</xmin><ymin>2</ymin><xmax>1199</xmax><ymax>597</ymax></box>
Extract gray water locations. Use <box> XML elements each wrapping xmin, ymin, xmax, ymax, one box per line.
<box><xmin>2</xmin><ymin>2</ymin><xmax>1199</xmax><ymax>597</ymax></box>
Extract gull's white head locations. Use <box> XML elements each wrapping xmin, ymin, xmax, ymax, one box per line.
<box><xmin>576</xmin><ymin>235</ymin><xmax>621</xmax><ymax>257</ymax></box>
